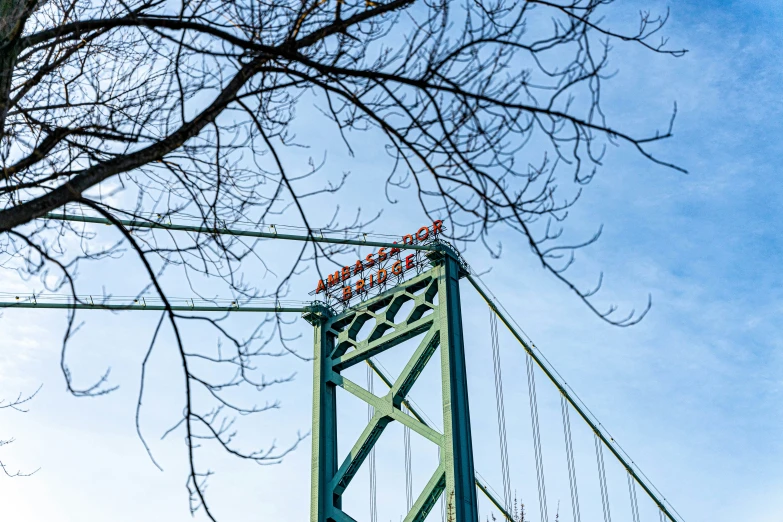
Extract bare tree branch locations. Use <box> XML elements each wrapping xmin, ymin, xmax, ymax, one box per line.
<box><xmin>0</xmin><ymin>0</ymin><xmax>685</xmax><ymax>516</ymax></box>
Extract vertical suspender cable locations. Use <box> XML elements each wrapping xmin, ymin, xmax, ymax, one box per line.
<box><xmin>627</xmin><ymin>471</ymin><xmax>641</xmax><ymax>522</ymax></box>
<box><xmin>526</xmin><ymin>354</ymin><xmax>549</xmax><ymax>522</ymax></box>
<box><xmin>594</xmin><ymin>433</ymin><xmax>612</xmax><ymax>522</ymax></box>
<box><xmin>403</xmin><ymin>404</ymin><xmax>413</xmax><ymax>512</ymax></box>
<box><xmin>367</xmin><ymin>365</ymin><xmax>378</xmax><ymax>522</ymax></box>
<box><xmin>490</xmin><ymin>307</ymin><xmax>513</xmax><ymax>512</ymax></box>
<box><xmin>560</xmin><ymin>394</ymin><xmax>581</xmax><ymax>522</ymax></box>
<box><xmin>439</xmin><ymin>446</ymin><xmax>445</xmax><ymax>521</ymax></box>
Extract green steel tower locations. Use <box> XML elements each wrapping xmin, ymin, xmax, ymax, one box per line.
<box><xmin>305</xmin><ymin>246</ymin><xmax>479</xmax><ymax>522</ymax></box>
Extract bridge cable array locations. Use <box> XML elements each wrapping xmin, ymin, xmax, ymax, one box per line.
<box><xmin>489</xmin><ymin>306</ymin><xmax>513</xmax><ymax>512</ymax></box>
<box><xmin>403</xmin><ymin>404</ymin><xmax>414</xmax><ymax>512</ymax></box>
<box><xmin>628</xmin><ymin>471</ymin><xmax>642</xmax><ymax>522</ymax></box>
<box><xmin>595</xmin><ymin>433</ymin><xmax>613</xmax><ymax>522</ymax></box>
<box><xmin>526</xmin><ymin>353</ymin><xmax>550</xmax><ymax>522</ymax></box>
<box><xmin>367</xmin><ymin>365</ymin><xmax>378</xmax><ymax>522</ymax></box>
<box><xmin>561</xmin><ymin>394</ymin><xmax>582</xmax><ymax>522</ymax></box>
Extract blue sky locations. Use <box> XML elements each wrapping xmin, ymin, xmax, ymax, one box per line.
<box><xmin>1</xmin><ymin>1</ymin><xmax>782</xmax><ymax>521</ymax></box>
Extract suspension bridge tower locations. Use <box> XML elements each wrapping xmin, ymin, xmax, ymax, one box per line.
<box><xmin>305</xmin><ymin>244</ymin><xmax>479</xmax><ymax>522</ymax></box>
<box><xmin>1</xmin><ymin>212</ymin><xmax>683</xmax><ymax>522</ymax></box>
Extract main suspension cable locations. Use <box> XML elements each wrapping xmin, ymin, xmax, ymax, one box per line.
<box><xmin>468</xmin><ymin>272</ymin><xmax>684</xmax><ymax>522</ymax></box>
